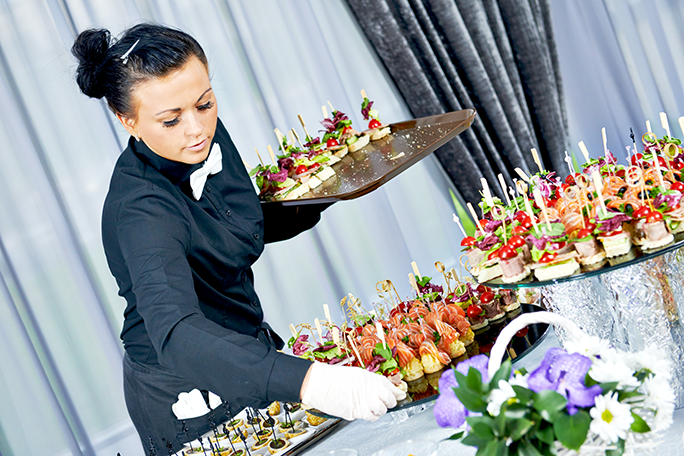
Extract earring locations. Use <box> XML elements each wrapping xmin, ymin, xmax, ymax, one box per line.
<box><xmin>134</xmin><ymin>134</ymin><xmax>140</xmax><ymax>141</ymax></box>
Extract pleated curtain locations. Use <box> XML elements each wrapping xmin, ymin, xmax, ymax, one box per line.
<box><xmin>344</xmin><ymin>0</ymin><xmax>569</xmax><ymax>207</ymax></box>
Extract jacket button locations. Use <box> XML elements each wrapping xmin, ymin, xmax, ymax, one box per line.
<box><xmin>251</xmin><ymin>301</ymin><xmax>258</xmax><ymax>307</ymax></box>
<box><xmin>253</xmin><ymin>233</ymin><xmax>260</xmax><ymax>240</ymax></box>
<box><xmin>206</xmin><ymin>187</ymin><xmax>211</xmax><ymax>193</ymax></box>
<box><xmin>225</xmin><ymin>210</ymin><xmax>231</xmax><ymax>217</ymax></box>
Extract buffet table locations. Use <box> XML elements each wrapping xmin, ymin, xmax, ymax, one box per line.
<box><xmin>301</xmin><ymin>331</ymin><xmax>684</xmax><ymax>456</ymax></box>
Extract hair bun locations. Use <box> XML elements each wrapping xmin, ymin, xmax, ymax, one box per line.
<box><xmin>72</xmin><ymin>28</ymin><xmax>112</xmax><ymax>99</ymax></box>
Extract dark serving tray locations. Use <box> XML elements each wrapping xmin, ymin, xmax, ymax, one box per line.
<box><xmin>479</xmin><ymin>232</ymin><xmax>684</xmax><ymax>289</ymax></box>
<box><xmin>261</xmin><ymin>109</ymin><xmax>477</xmax><ymax>206</ymax></box>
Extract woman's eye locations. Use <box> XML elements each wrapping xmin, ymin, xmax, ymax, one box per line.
<box><xmin>163</xmin><ymin>117</ymin><xmax>180</xmax><ymax>128</ymax></box>
<box><xmin>198</xmin><ymin>101</ymin><xmax>214</xmax><ymax>111</ymax></box>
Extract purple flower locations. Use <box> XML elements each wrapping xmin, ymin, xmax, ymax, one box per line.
<box><xmin>455</xmin><ymin>354</ymin><xmax>491</xmax><ymax>382</ymax></box>
<box><xmin>527</xmin><ymin>348</ymin><xmax>602</xmax><ymax>415</ymax></box>
<box><xmin>434</xmin><ymin>368</ymin><xmax>467</xmax><ymax>428</ymax></box>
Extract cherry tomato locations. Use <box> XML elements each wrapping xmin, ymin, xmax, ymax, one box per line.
<box><xmin>498</xmin><ymin>245</ymin><xmax>518</xmax><ymax>260</ymax></box>
<box><xmin>387</xmin><ymin>367</ymin><xmax>401</xmax><ymax>377</ymax></box>
<box><xmin>467</xmin><ymin>304</ymin><xmax>483</xmax><ymax>318</ymax></box>
<box><xmin>631</xmin><ymin>153</ymin><xmax>643</xmax><ymax>165</ymax></box>
<box><xmin>514</xmin><ymin>211</ymin><xmax>529</xmax><ymax>223</ymax></box>
<box><xmin>577</xmin><ymin>228</ymin><xmax>593</xmax><ymax>239</ymax></box>
<box><xmin>671</xmin><ymin>181</ymin><xmax>684</xmax><ymax>192</ymax></box>
<box><xmin>476</xmin><ymin>284</ymin><xmax>490</xmax><ymax>294</ymax></box>
<box><xmin>616</xmin><ymin>168</ymin><xmax>626</xmax><ymax>178</ymax></box>
<box><xmin>545</xmin><ymin>198</ymin><xmax>558</xmax><ymax>208</ymax></box>
<box><xmin>561</xmin><ymin>183</ymin><xmax>570</xmax><ymax>192</ymax></box>
<box><xmin>520</xmin><ymin>218</ymin><xmax>534</xmax><ymax>230</ymax></box>
<box><xmin>633</xmin><ymin>206</ymin><xmax>650</xmax><ymax>219</ymax></box>
<box><xmin>584</xmin><ymin>219</ymin><xmax>597</xmax><ymax>232</ymax></box>
<box><xmin>647</xmin><ymin>211</ymin><xmax>664</xmax><ymax>223</ymax></box>
<box><xmin>603</xmin><ymin>229</ymin><xmax>623</xmax><ymax>237</ymax></box>
<box><xmin>565</xmin><ymin>174</ymin><xmax>577</xmax><ymax>185</ymax></box>
<box><xmin>397</xmin><ymin>302</ymin><xmax>410</xmax><ymax>313</ymax></box>
<box><xmin>368</xmin><ymin>119</ymin><xmax>382</xmax><ymax>129</ymax></box>
<box><xmin>326</xmin><ymin>138</ymin><xmax>339</xmax><ymax>148</ymax></box>
<box><xmin>539</xmin><ymin>252</ymin><xmax>557</xmax><ymax>263</ymax></box>
<box><xmin>487</xmin><ymin>248</ymin><xmax>501</xmax><ymax>260</ymax></box>
<box><xmin>480</xmin><ymin>291</ymin><xmax>495</xmax><ymax>303</ymax></box>
<box><xmin>460</xmin><ymin>236</ymin><xmax>477</xmax><ymax>247</ymax></box>
<box><xmin>516</xmin><ymin>327</ymin><xmax>529</xmax><ymax>338</ymax></box>
<box><xmin>479</xmin><ymin>219</ymin><xmax>489</xmax><ymax>229</ymax></box>
<box><xmin>295</xmin><ymin>165</ymin><xmax>307</xmax><ymax>174</ymax></box>
<box><xmin>342</xmin><ymin>126</ymin><xmax>353</xmax><ymax>134</ymax></box>
<box><xmin>512</xmin><ymin>225</ymin><xmax>528</xmax><ymax>235</ymax></box>
<box><xmin>309</xmin><ymin>163</ymin><xmax>321</xmax><ymax>170</ymax></box>
<box><xmin>554</xmin><ymin>241</ymin><xmax>567</xmax><ymax>250</ymax></box>
<box><xmin>673</xmin><ymin>161</ymin><xmax>684</xmax><ymax>171</ymax></box>
<box><xmin>389</xmin><ymin>307</ymin><xmax>402</xmax><ymax>318</ymax></box>
<box><xmin>355</xmin><ymin>326</ymin><xmax>364</xmax><ymax>335</ymax></box>
<box><xmin>508</xmin><ymin>235</ymin><xmax>526</xmax><ymax>248</ymax></box>
<box><xmin>656</xmin><ymin>156</ymin><xmax>667</xmax><ymax>168</ymax></box>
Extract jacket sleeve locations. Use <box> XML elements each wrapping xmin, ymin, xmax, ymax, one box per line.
<box><xmin>262</xmin><ymin>202</ymin><xmax>334</xmax><ymax>243</ymax></box>
<box><xmin>117</xmin><ymin>186</ymin><xmax>312</xmax><ymax>408</ymax></box>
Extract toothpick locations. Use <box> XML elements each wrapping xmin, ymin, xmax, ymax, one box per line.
<box><xmin>466</xmin><ymin>202</ymin><xmax>484</xmax><ymax>233</ymax></box>
<box><xmin>578</xmin><ymin>141</ymin><xmax>591</xmax><ymax>163</ymax></box>
<box><xmin>314</xmin><ymin>318</ymin><xmax>324</xmax><ymax>344</ymax></box>
<box><xmin>678</xmin><ymin>116</ymin><xmax>684</xmax><ymax>138</ymax></box>
<box><xmin>360</xmin><ymin>89</ymin><xmax>368</xmax><ymax>99</ymax></box>
<box><xmin>651</xmin><ymin>145</ymin><xmax>667</xmax><ymax>190</ymax></box>
<box><xmin>514</xmin><ymin>167</ymin><xmax>530</xmax><ymax>182</ymax></box>
<box><xmin>411</xmin><ymin>261</ymin><xmax>421</xmax><ymax>280</ymax></box>
<box><xmin>660</xmin><ymin>112</ymin><xmax>671</xmax><ymax>137</ymax></box>
<box><xmin>242</xmin><ymin>158</ymin><xmax>251</xmax><ymax>169</ymax></box>
<box><xmin>646</xmin><ymin>120</ymin><xmax>653</xmax><ymax>134</ymax></box>
<box><xmin>297</xmin><ymin>114</ymin><xmax>311</xmax><ymax>140</ymax></box>
<box><xmin>450</xmin><ymin>267</ymin><xmax>462</xmax><ymax>285</ymax></box>
<box><xmin>323</xmin><ymin>304</ymin><xmax>332</xmax><ymax>323</ymax></box>
<box><xmin>523</xmin><ymin>193</ymin><xmax>539</xmax><ymax>232</ymax></box>
<box><xmin>348</xmin><ymin>335</ymin><xmax>364</xmax><ymax>368</ymax></box>
<box><xmin>375</xmin><ymin>321</ymin><xmax>386</xmax><ymax>350</ymax></box>
<box><xmin>452</xmin><ymin>213</ymin><xmax>467</xmax><ymax>237</ymax></box>
<box><xmin>408</xmin><ymin>273</ymin><xmax>420</xmax><ymax>295</ymax></box>
<box><xmin>289</xmin><ymin>324</ymin><xmax>297</xmax><ymax>338</ymax></box>
<box><xmin>289</xmin><ymin>130</ymin><xmax>297</xmax><ymax>149</ymax></box>
<box><xmin>601</xmin><ymin>127</ymin><xmax>608</xmax><ymax>155</ymax></box>
<box><xmin>563</xmin><ymin>151</ymin><xmax>574</xmax><ymax>178</ymax></box>
<box><xmin>254</xmin><ymin>148</ymin><xmax>265</xmax><ymax>166</ymax></box>
<box><xmin>509</xmin><ymin>188</ymin><xmax>520</xmax><ymax>210</ymax></box>
<box><xmin>266</xmin><ymin>145</ymin><xmax>277</xmax><ymax>165</ymax></box>
<box><xmin>274</xmin><ymin>128</ymin><xmax>286</xmax><ymax>151</ymax></box>
<box><xmin>531</xmin><ymin>148</ymin><xmax>544</xmax><ymax>174</ymax></box>
<box><xmin>291</xmin><ymin>129</ymin><xmax>305</xmax><ymax>149</ymax></box>
<box><xmin>590</xmin><ymin>170</ymin><xmax>608</xmax><ymax>216</ymax></box>
<box><xmin>497</xmin><ymin>174</ymin><xmax>511</xmax><ymax>205</ymax></box>
<box><xmin>480</xmin><ymin>177</ymin><xmax>495</xmax><ymax>207</ymax></box>
<box><xmin>532</xmin><ymin>188</ymin><xmax>552</xmax><ymax>230</ymax></box>
<box><xmin>327</xmin><ymin>100</ymin><xmax>335</xmax><ymax>113</ymax></box>
<box><xmin>321</xmin><ymin>105</ymin><xmax>328</xmax><ymax>119</ymax></box>
<box><xmin>332</xmin><ymin>327</ymin><xmax>340</xmax><ymax>346</ymax></box>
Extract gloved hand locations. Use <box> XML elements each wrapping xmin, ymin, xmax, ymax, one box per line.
<box><xmin>301</xmin><ymin>362</ymin><xmax>406</xmax><ymax>421</ymax></box>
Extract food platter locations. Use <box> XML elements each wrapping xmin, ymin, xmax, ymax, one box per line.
<box><xmin>308</xmin><ymin>303</ymin><xmax>549</xmax><ymax>420</ymax></box>
<box><xmin>260</xmin><ymin>109</ymin><xmax>477</xmax><ymax>206</ymax></box>
<box><xmin>479</xmin><ymin>232</ymin><xmax>684</xmax><ymax>289</ymax></box>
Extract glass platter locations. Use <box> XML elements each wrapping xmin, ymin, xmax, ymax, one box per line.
<box><xmin>479</xmin><ymin>232</ymin><xmax>684</xmax><ymax>289</ymax></box>
<box><xmin>260</xmin><ymin>109</ymin><xmax>477</xmax><ymax>206</ymax></box>
<box><xmin>308</xmin><ymin>303</ymin><xmax>549</xmax><ymax>420</ymax></box>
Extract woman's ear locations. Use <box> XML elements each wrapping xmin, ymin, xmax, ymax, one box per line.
<box><xmin>117</xmin><ymin>113</ymin><xmax>139</xmax><ymax>140</ymax></box>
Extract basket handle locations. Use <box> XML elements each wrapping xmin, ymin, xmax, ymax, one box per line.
<box><xmin>487</xmin><ymin>311</ymin><xmax>584</xmax><ymax>379</ymax></box>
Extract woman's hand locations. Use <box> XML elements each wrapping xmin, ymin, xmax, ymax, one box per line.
<box><xmin>300</xmin><ymin>362</ymin><xmax>406</xmax><ymax>421</ymax></box>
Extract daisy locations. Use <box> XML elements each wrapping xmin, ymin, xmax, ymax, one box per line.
<box><xmin>589</xmin><ymin>392</ymin><xmax>634</xmax><ymax>443</ymax></box>
<box><xmin>642</xmin><ymin>376</ymin><xmax>675</xmax><ymax>431</ymax></box>
<box><xmin>589</xmin><ymin>354</ymin><xmax>640</xmax><ymax>390</ymax></box>
<box><xmin>565</xmin><ymin>334</ymin><xmax>612</xmax><ymax>359</ymax></box>
<box><xmin>624</xmin><ymin>346</ymin><xmax>672</xmax><ymax>380</ymax></box>
<box><xmin>487</xmin><ymin>380</ymin><xmax>516</xmax><ymax>416</ymax></box>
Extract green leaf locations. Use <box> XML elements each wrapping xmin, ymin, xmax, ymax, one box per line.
<box><xmin>532</xmin><ymin>390</ymin><xmax>567</xmax><ymax>422</ymax></box>
<box><xmin>493</xmin><ymin>406</ymin><xmax>506</xmax><ymax>436</ymax></box>
<box><xmin>507</xmin><ymin>418</ymin><xmax>534</xmax><ymax>441</ymax></box>
<box><xmin>553</xmin><ymin>410</ymin><xmax>590</xmax><ymax>451</ymax></box>
<box><xmin>477</xmin><ymin>438</ymin><xmax>507</xmax><ymax>456</ymax></box>
<box><xmin>517</xmin><ymin>439</ymin><xmax>543</xmax><ymax>456</ymax></box>
<box><xmin>599</xmin><ymin>381</ymin><xmax>619</xmax><ymax>394</ymax></box>
<box><xmin>512</xmin><ymin>385</ymin><xmax>534</xmax><ymax>404</ymax></box>
<box><xmin>534</xmin><ymin>424</ymin><xmax>555</xmax><ymax>445</ymax></box>
<box><xmin>605</xmin><ymin>438</ymin><xmax>625</xmax><ymax>456</ymax></box>
<box><xmin>466</xmin><ymin>366</ymin><xmax>484</xmax><ymax>394</ymax></box>
<box><xmin>489</xmin><ymin>360</ymin><xmax>512</xmax><ymax>392</ymax></box>
<box><xmin>618</xmin><ymin>390</ymin><xmax>643</xmax><ymax>402</ymax></box>
<box><xmin>461</xmin><ymin>432</ymin><xmax>489</xmax><ymax>448</ymax></box>
<box><xmin>445</xmin><ymin>431</ymin><xmax>464</xmax><ymax>440</ymax></box>
<box><xmin>630</xmin><ymin>412</ymin><xmax>651</xmax><ymax>433</ymax></box>
<box><xmin>467</xmin><ymin>416</ymin><xmax>496</xmax><ymax>439</ymax></box>
<box><xmin>453</xmin><ymin>386</ymin><xmax>488</xmax><ymax>413</ymax></box>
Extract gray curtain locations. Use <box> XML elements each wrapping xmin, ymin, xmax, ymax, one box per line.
<box><xmin>344</xmin><ymin>0</ymin><xmax>568</xmax><ymax>206</ymax></box>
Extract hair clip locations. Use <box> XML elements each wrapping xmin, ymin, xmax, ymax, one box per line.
<box><xmin>120</xmin><ymin>39</ymin><xmax>140</xmax><ymax>65</ymax></box>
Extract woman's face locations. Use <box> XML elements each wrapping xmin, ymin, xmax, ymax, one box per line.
<box><xmin>119</xmin><ymin>56</ymin><xmax>218</xmax><ymax>164</ymax></box>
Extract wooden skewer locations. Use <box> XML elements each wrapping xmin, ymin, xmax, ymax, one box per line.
<box><xmin>450</xmin><ymin>267</ymin><xmax>462</xmax><ymax>285</ymax></box>
<box><xmin>321</xmin><ymin>105</ymin><xmax>329</xmax><ymax>119</ymax></box>
<box><xmin>274</xmin><ymin>128</ymin><xmax>286</xmax><ymax>150</ymax></box>
<box><xmin>497</xmin><ymin>174</ymin><xmax>511</xmax><ymax>206</ymax></box>
<box><xmin>509</xmin><ymin>188</ymin><xmax>520</xmax><ymax>210</ymax></box>
<box><xmin>297</xmin><ymin>114</ymin><xmax>311</xmax><ymax>140</ymax></box>
<box><xmin>578</xmin><ymin>141</ymin><xmax>591</xmax><ymax>163</ymax></box>
<box><xmin>314</xmin><ymin>318</ymin><xmax>324</xmax><ymax>344</ymax></box>
<box><xmin>323</xmin><ymin>304</ymin><xmax>332</xmax><ymax>323</ymax></box>
<box><xmin>660</xmin><ymin>112</ymin><xmax>671</xmax><ymax>138</ymax></box>
<box><xmin>375</xmin><ymin>321</ymin><xmax>386</xmax><ymax>350</ymax></box>
<box><xmin>289</xmin><ymin>323</ymin><xmax>297</xmax><ymax>338</ymax></box>
<box><xmin>242</xmin><ymin>158</ymin><xmax>251</xmax><ymax>169</ymax></box>
<box><xmin>332</xmin><ymin>327</ymin><xmax>340</xmax><ymax>346</ymax></box>
<box><xmin>348</xmin><ymin>334</ymin><xmax>364</xmax><ymax>368</ymax></box>
<box><xmin>563</xmin><ymin>151</ymin><xmax>574</xmax><ymax>178</ymax></box>
<box><xmin>523</xmin><ymin>193</ymin><xmax>539</xmax><ymax>233</ymax></box>
<box><xmin>411</xmin><ymin>261</ymin><xmax>421</xmax><ymax>279</ymax></box>
<box><xmin>601</xmin><ymin>127</ymin><xmax>608</xmax><ymax>155</ymax></box>
<box><xmin>466</xmin><ymin>202</ymin><xmax>484</xmax><ymax>233</ymax></box>
<box><xmin>452</xmin><ymin>213</ymin><xmax>467</xmax><ymax>237</ymax></box>
<box><xmin>532</xmin><ymin>188</ymin><xmax>552</xmax><ymax>230</ymax></box>
<box><xmin>678</xmin><ymin>116</ymin><xmax>684</xmax><ymax>138</ymax></box>
<box><xmin>531</xmin><ymin>148</ymin><xmax>544</xmax><ymax>174</ymax></box>
<box><xmin>327</xmin><ymin>100</ymin><xmax>335</xmax><ymax>113</ymax></box>
<box><xmin>266</xmin><ymin>145</ymin><xmax>277</xmax><ymax>165</ymax></box>
<box><xmin>360</xmin><ymin>89</ymin><xmax>368</xmax><ymax>99</ymax></box>
<box><xmin>408</xmin><ymin>273</ymin><xmax>420</xmax><ymax>295</ymax></box>
<box><xmin>481</xmin><ymin>177</ymin><xmax>495</xmax><ymax>207</ymax></box>
<box><xmin>646</xmin><ymin>120</ymin><xmax>653</xmax><ymax>134</ymax></box>
<box><xmin>514</xmin><ymin>167</ymin><xmax>530</xmax><ymax>182</ymax></box>
<box><xmin>254</xmin><ymin>148</ymin><xmax>265</xmax><ymax>166</ymax></box>
<box><xmin>291</xmin><ymin>129</ymin><xmax>305</xmax><ymax>149</ymax></box>
<box><xmin>590</xmin><ymin>170</ymin><xmax>608</xmax><ymax>217</ymax></box>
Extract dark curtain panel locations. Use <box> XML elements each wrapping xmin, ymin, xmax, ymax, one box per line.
<box><xmin>344</xmin><ymin>0</ymin><xmax>568</xmax><ymax>207</ymax></box>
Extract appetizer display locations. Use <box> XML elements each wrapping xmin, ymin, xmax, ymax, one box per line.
<box><xmin>460</xmin><ymin>119</ymin><xmax>684</xmax><ymax>285</ymax></box>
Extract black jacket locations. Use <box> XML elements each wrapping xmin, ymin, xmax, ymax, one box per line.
<box><xmin>102</xmin><ymin>118</ymin><xmax>316</xmax><ymax>408</ymax></box>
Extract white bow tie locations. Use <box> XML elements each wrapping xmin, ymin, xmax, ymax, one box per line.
<box><xmin>189</xmin><ymin>143</ymin><xmax>222</xmax><ymax>200</ymax></box>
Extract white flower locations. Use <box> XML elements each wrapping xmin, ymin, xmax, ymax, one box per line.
<box><xmin>487</xmin><ymin>380</ymin><xmax>516</xmax><ymax>417</ymax></box>
<box><xmin>642</xmin><ymin>376</ymin><xmax>676</xmax><ymax>431</ymax></box>
<box><xmin>624</xmin><ymin>345</ymin><xmax>672</xmax><ymax>380</ymax></box>
<box><xmin>654</xmin><ymin>402</ymin><xmax>674</xmax><ymax>431</ymax></box>
<box><xmin>589</xmin><ymin>392</ymin><xmax>634</xmax><ymax>443</ymax></box>
<box><xmin>589</xmin><ymin>353</ymin><xmax>640</xmax><ymax>390</ymax></box>
<box><xmin>510</xmin><ymin>372</ymin><xmax>529</xmax><ymax>389</ymax></box>
<box><xmin>565</xmin><ymin>335</ymin><xmax>612</xmax><ymax>358</ymax></box>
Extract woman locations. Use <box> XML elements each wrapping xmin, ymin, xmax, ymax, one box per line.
<box><xmin>72</xmin><ymin>23</ymin><xmax>403</xmax><ymax>451</ymax></box>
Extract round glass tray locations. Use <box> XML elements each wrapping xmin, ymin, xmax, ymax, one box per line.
<box><xmin>479</xmin><ymin>232</ymin><xmax>684</xmax><ymax>289</ymax></box>
<box><xmin>308</xmin><ymin>303</ymin><xmax>549</xmax><ymax>420</ymax></box>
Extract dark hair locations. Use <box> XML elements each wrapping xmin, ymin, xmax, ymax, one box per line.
<box><xmin>71</xmin><ymin>23</ymin><xmax>207</xmax><ymax>117</ymax></box>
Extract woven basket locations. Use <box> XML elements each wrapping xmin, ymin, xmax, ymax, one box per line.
<box><xmin>487</xmin><ymin>311</ymin><xmax>665</xmax><ymax>456</ymax></box>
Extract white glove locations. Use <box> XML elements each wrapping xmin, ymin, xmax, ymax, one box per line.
<box><xmin>301</xmin><ymin>362</ymin><xmax>406</xmax><ymax>421</ymax></box>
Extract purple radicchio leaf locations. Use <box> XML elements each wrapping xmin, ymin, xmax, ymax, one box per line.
<box><xmin>476</xmin><ymin>234</ymin><xmax>501</xmax><ymax>250</ymax></box>
<box><xmin>526</xmin><ymin>234</ymin><xmax>550</xmax><ymax>250</ymax></box>
<box><xmin>292</xmin><ymin>335</ymin><xmax>311</xmax><ymax>356</ymax></box>
<box><xmin>266</xmin><ymin>167</ymin><xmax>288</xmax><ymax>183</ymax></box>
<box><xmin>597</xmin><ymin>212</ymin><xmax>632</xmax><ymax>232</ymax></box>
<box><xmin>654</xmin><ymin>192</ymin><xmax>683</xmax><ymax>210</ymax></box>
<box><xmin>365</xmin><ymin>355</ymin><xmax>385</xmax><ymax>373</ymax></box>
<box><xmin>419</xmin><ymin>282</ymin><xmax>444</xmax><ymax>295</ymax></box>
<box><xmin>361</xmin><ymin>100</ymin><xmax>374</xmax><ymax>120</ymax></box>
<box><xmin>278</xmin><ymin>156</ymin><xmax>294</xmax><ymax>170</ymax></box>
<box><xmin>303</xmin><ymin>137</ymin><xmax>320</xmax><ymax>148</ymax></box>
<box><xmin>605</xmin><ymin>150</ymin><xmax>617</xmax><ymax>165</ymax></box>
<box><xmin>484</xmin><ymin>219</ymin><xmax>502</xmax><ymax>233</ymax></box>
<box><xmin>320</xmin><ymin>118</ymin><xmax>336</xmax><ymax>133</ymax></box>
<box><xmin>452</xmin><ymin>282</ymin><xmax>475</xmax><ymax>303</ymax></box>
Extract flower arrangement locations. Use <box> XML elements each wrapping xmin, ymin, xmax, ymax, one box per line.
<box><xmin>433</xmin><ymin>312</ymin><xmax>675</xmax><ymax>456</ymax></box>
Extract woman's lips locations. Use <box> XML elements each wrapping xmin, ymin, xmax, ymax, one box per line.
<box><xmin>186</xmin><ymin>138</ymin><xmax>207</xmax><ymax>152</ymax></box>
